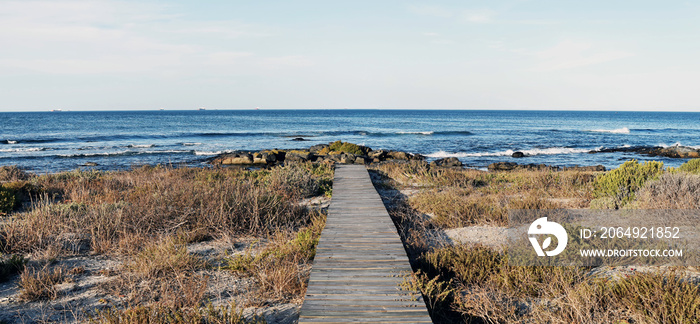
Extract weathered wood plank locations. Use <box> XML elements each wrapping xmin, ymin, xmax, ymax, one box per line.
<box><xmin>299</xmin><ymin>165</ymin><xmax>431</xmax><ymax>323</ymax></box>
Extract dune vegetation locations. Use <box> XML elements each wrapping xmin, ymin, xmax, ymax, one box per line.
<box><xmin>0</xmin><ymin>163</ymin><xmax>333</xmax><ymax>323</ymax></box>
<box><xmin>371</xmin><ymin>159</ymin><xmax>700</xmax><ymax>324</ymax></box>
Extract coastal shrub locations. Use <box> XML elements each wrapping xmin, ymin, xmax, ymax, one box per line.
<box><xmin>0</xmin><ymin>186</ymin><xmax>18</xmax><ymax>214</ymax></box>
<box><xmin>0</xmin><ymin>253</ymin><xmax>27</xmax><ymax>282</ymax></box>
<box><xmin>633</xmin><ymin>173</ymin><xmax>700</xmax><ymax>209</ymax></box>
<box><xmin>318</xmin><ymin>140</ymin><xmax>364</xmax><ymax>155</ymax></box>
<box><xmin>89</xmin><ymin>304</ymin><xmax>265</xmax><ymax>324</ymax></box>
<box><xmin>673</xmin><ymin>158</ymin><xmax>700</xmax><ymax>174</ymax></box>
<box><xmin>18</xmin><ymin>265</ymin><xmax>66</xmax><ymax>301</ymax></box>
<box><xmin>0</xmin><ymin>165</ymin><xmax>30</xmax><ymax>182</ymax></box>
<box><xmin>592</xmin><ymin>160</ymin><xmax>664</xmax><ymax>209</ymax></box>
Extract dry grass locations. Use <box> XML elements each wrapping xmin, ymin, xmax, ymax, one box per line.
<box><xmin>0</xmin><ymin>162</ymin><xmax>332</xmax><ymax>321</ymax></box>
<box><xmin>1</xmin><ymin>163</ymin><xmax>331</xmax><ymax>257</ymax></box>
<box><xmin>18</xmin><ymin>265</ymin><xmax>66</xmax><ymax>301</ymax></box>
<box><xmin>372</xmin><ymin>161</ymin><xmax>700</xmax><ymax>324</ymax></box>
<box><xmin>373</xmin><ymin>161</ymin><xmax>596</xmax><ymax>229</ymax></box>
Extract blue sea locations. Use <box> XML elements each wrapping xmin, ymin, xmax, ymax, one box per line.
<box><xmin>1</xmin><ymin>110</ymin><xmax>699</xmax><ymax>173</ymax></box>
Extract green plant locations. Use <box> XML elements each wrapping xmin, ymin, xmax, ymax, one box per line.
<box><xmin>592</xmin><ymin>160</ymin><xmax>664</xmax><ymax>209</ymax></box>
<box><xmin>319</xmin><ymin>141</ymin><xmax>364</xmax><ymax>155</ymax></box>
<box><xmin>0</xmin><ymin>254</ymin><xmax>27</xmax><ymax>282</ymax></box>
<box><xmin>0</xmin><ymin>186</ymin><xmax>17</xmax><ymax>214</ymax></box>
<box><xmin>673</xmin><ymin>158</ymin><xmax>700</xmax><ymax>174</ymax></box>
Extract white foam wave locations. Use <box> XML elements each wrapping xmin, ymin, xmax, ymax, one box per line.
<box><xmin>194</xmin><ymin>150</ymin><xmax>233</xmax><ymax>156</ymax></box>
<box><xmin>6</xmin><ymin>140</ymin><xmax>18</xmax><ymax>144</ymax></box>
<box><xmin>0</xmin><ymin>147</ymin><xmax>46</xmax><ymax>153</ymax></box>
<box><xmin>427</xmin><ymin>147</ymin><xmax>591</xmax><ymax>158</ymax></box>
<box><xmin>396</xmin><ymin>131</ymin><xmax>434</xmax><ymax>135</ymax></box>
<box><xmin>127</xmin><ymin>144</ymin><xmax>156</xmax><ymax>148</ymax></box>
<box><xmin>182</xmin><ymin>142</ymin><xmax>203</xmax><ymax>146</ymax></box>
<box><xmin>587</xmin><ymin>127</ymin><xmax>630</xmax><ymax>134</ymax></box>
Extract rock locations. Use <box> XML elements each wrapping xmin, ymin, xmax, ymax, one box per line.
<box><xmin>308</xmin><ymin>144</ymin><xmax>329</xmax><ymax>153</ymax></box>
<box><xmin>339</xmin><ymin>154</ymin><xmax>357</xmax><ymax>164</ymax></box>
<box><xmin>488</xmin><ymin>162</ymin><xmax>518</xmax><ymax>171</ymax></box>
<box><xmin>512</xmin><ymin>151</ymin><xmax>525</xmax><ymax>158</ymax></box>
<box><xmin>218</xmin><ymin>153</ymin><xmax>253</xmax><ymax>165</ymax></box>
<box><xmin>563</xmin><ymin>165</ymin><xmax>606</xmax><ymax>172</ymax></box>
<box><xmin>430</xmin><ymin>157</ymin><xmax>462</xmax><ymax>167</ymax></box>
<box><xmin>291</xmin><ymin>137</ymin><xmax>306</xmax><ymax>141</ymax></box>
<box><xmin>368</xmin><ymin>150</ymin><xmax>387</xmax><ymax>159</ymax></box>
<box><xmin>253</xmin><ymin>152</ymin><xmax>276</xmax><ymax>164</ymax></box>
<box><xmin>355</xmin><ymin>156</ymin><xmax>369</xmax><ymax>164</ymax></box>
<box><xmin>388</xmin><ymin>151</ymin><xmax>409</xmax><ymax>160</ymax></box>
<box><xmin>489</xmin><ymin>162</ymin><xmax>606</xmax><ymax>172</ymax></box>
<box><xmin>591</xmin><ymin>145</ymin><xmax>700</xmax><ymax>159</ymax></box>
<box><xmin>81</xmin><ymin>162</ymin><xmax>99</xmax><ymax>166</ymax></box>
<box><xmin>286</xmin><ymin>150</ymin><xmax>313</xmax><ymax>162</ymax></box>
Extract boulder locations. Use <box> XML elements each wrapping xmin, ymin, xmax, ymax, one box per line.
<box><xmin>339</xmin><ymin>154</ymin><xmax>357</xmax><ymax>164</ymax></box>
<box><xmin>309</xmin><ymin>144</ymin><xmax>329</xmax><ymax>153</ymax></box>
<box><xmin>431</xmin><ymin>157</ymin><xmax>462</xmax><ymax>167</ymax></box>
<box><xmin>291</xmin><ymin>137</ymin><xmax>307</xmax><ymax>141</ymax></box>
<box><xmin>488</xmin><ymin>162</ymin><xmax>518</xmax><ymax>171</ymax></box>
<box><xmin>512</xmin><ymin>151</ymin><xmax>525</xmax><ymax>158</ymax></box>
<box><xmin>286</xmin><ymin>150</ymin><xmax>313</xmax><ymax>162</ymax></box>
<box><xmin>253</xmin><ymin>152</ymin><xmax>276</xmax><ymax>164</ymax></box>
<box><xmin>355</xmin><ymin>156</ymin><xmax>369</xmax><ymax>164</ymax></box>
<box><xmin>388</xmin><ymin>151</ymin><xmax>409</xmax><ymax>160</ymax></box>
<box><xmin>218</xmin><ymin>153</ymin><xmax>253</xmax><ymax>165</ymax></box>
<box><xmin>81</xmin><ymin>162</ymin><xmax>99</xmax><ymax>166</ymax></box>
<box><xmin>368</xmin><ymin>150</ymin><xmax>387</xmax><ymax>159</ymax></box>
<box><xmin>591</xmin><ymin>145</ymin><xmax>700</xmax><ymax>159</ymax></box>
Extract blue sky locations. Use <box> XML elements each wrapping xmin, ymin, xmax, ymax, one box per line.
<box><xmin>1</xmin><ymin>0</ymin><xmax>699</xmax><ymax>111</ymax></box>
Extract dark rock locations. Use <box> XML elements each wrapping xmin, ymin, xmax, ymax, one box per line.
<box><xmin>388</xmin><ymin>151</ymin><xmax>409</xmax><ymax>160</ymax></box>
<box><xmin>488</xmin><ymin>162</ymin><xmax>519</xmax><ymax>171</ymax></box>
<box><xmin>309</xmin><ymin>144</ymin><xmax>328</xmax><ymax>153</ymax></box>
<box><xmin>339</xmin><ymin>154</ymin><xmax>357</xmax><ymax>164</ymax></box>
<box><xmin>291</xmin><ymin>137</ymin><xmax>307</xmax><ymax>141</ymax></box>
<box><xmin>591</xmin><ymin>145</ymin><xmax>700</xmax><ymax>159</ymax></box>
<box><xmin>355</xmin><ymin>156</ymin><xmax>369</xmax><ymax>164</ymax></box>
<box><xmin>286</xmin><ymin>151</ymin><xmax>313</xmax><ymax>162</ymax></box>
<box><xmin>512</xmin><ymin>151</ymin><xmax>525</xmax><ymax>158</ymax></box>
<box><xmin>368</xmin><ymin>150</ymin><xmax>387</xmax><ymax>159</ymax></box>
<box><xmin>431</xmin><ymin>157</ymin><xmax>462</xmax><ymax>167</ymax></box>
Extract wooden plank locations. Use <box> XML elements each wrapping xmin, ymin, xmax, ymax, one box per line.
<box><xmin>299</xmin><ymin>165</ymin><xmax>431</xmax><ymax>323</ymax></box>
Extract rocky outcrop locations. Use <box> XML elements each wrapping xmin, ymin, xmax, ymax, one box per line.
<box><xmin>512</xmin><ymin>151</ymin><xmax>525</xmax><ymax>158</ymax></box>
<box><xmin>430</xmin><ymin>157</ymin><xmax>462</xmax><ymax>167</ymax></box>
<box><xmin>208</xmin><ymin>141</ymin><xmax>426</xmax><ymax>166</ymax></box>
<box><xmin>488</xmin><ymin>162</ymin><xmax>605</xmax><ymax>172</ymax></box>
<box><xmin>591</xmin><ymin>145</ymin><xmax>700</xmax><ymax>158</ymax></box>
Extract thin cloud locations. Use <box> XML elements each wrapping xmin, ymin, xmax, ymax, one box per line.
<box><xmin>530</xmin><ymin>40</ymin><xmax>634</xmax><ymax>71</ymax></box>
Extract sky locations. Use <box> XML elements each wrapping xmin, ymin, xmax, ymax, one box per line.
<box><xmin>1</xmin><ymin>0</ymin><xmax>699</xmax><ymax>111</ymax></box>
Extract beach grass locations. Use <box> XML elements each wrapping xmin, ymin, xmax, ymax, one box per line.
<box><xmin>371</xmin><ymin>160</ymin><xmax>700</xmax><ymax>324</ymax></box>
<box><xmin>0</xmin><ymin>162</ymin><xmax>332</xmax><ymax>322</ymax></box>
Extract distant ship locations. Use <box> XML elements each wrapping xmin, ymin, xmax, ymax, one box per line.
<box><xmin>50</xmin><ymin>109</ymin><xmax>62</xmax><ymax>112</ymax></box>
<box><xmin>159</xmin><ymin>108</ymin><xmax>165</xmax><ymax>111</ymax></box>
<box><xmin>198</xmin><ymin>107</ymin><xmax>206</xmax><ymax>111</ymax></box>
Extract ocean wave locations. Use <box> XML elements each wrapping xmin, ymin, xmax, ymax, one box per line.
<box><xmin>427</xmin><ymin>147</ymin><xmax>591</xmax><ymax>158</ymax></box>
<box><xmin>396</xmin><ymin>131</ymin><xmax>434</xmax><ymax>135</ymax></box>
<box><xmin>182</xmin><ymin>142</ymin><xmax>203</xmax><ymax>146</ymax></box>
<box><xmin>586</xmin><ymin>127</ymin><xmax>630</xmax><ymax>134</ymax></box>
<box><xmin>58</xmin><ymin>150</ymin><xmax>192</xmax><ymax>158</ymax></box>
<box><xmin>1</xmin><ymin>140</ymin><xmax>18</xmax><ymax>144</ymax></box>
<box><xmin>0</xmin><ymin>147</ymin><xmax>48</xmax><ymax>153</ymax></box>
<box><xmin>126</xmin><ymin>144</ymin><xmax>156</xmax><ymax>148</ymax></box>
<box><xmin>194</xmin><ymin>150</ymin><xmax>232</xmax><ymax>156</ymax></box>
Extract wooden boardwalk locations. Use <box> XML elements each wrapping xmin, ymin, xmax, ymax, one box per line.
<box><xmin>298</xmin><ymin>165</ymin><xmax>432</xmax><ymax>323</ymax></box>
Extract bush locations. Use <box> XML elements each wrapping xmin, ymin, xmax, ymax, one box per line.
<box><xmin>0</xmin><ymin>165</ymin><xmax>30</xmax><ymax>182</ymax></box>
<box><xmin>318</xmin><ymin>140</ymin><xmax>364</xmax><ymax>155</ymax></box>
<box><xmin>0</xmin><ymin>186</ymin><xmax>17</xmax><ymax>214</ymax></box>
<box><xmin>0</xmin><ymin>254</ymin><xmax>27</xmax><ymax>282</ymax></box>
<box><xmin>674</xmin><ymin>158</ymin><xmax>700</xmax><ymax>174</ymax></box>
<box><xmin>633</xmin><ymin>173</ymin><xmax>700</xmax><ymax>209</ymax></box>
<box><xmin>592</xmin><ymin>160</ymin><xmax>664</xmax><ymax>209</ymax></box>
<box><xmin>18</xmin><ymin>265</ymin><xmax>65</xmax><ymax>301</ymax></box>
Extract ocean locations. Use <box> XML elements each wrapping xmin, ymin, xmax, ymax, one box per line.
<box><xmin>1</xmin><ymin>109</ymin><xmax>699</xmax><ymax>173</ymax></box>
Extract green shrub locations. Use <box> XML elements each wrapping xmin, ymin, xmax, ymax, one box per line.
<box><xmin>673</xmin><ymin>158</ymin><xmax>700</xmax><ymax>174</ymax></box>
<box><xmin>319</xmin><ymin>141</ymin><xmax>364</xmax><ymax>155</ymax></box>
<box><xmin>592</xmin><ymin>160</ymin><xmax>664</xmax><ymax>209</ymax></box>
<box><xmin>0</xmin><ymin>254</ymin><xmax>27</xmax><ymax>282</ymax></box>
<box><xmin>0</xmin><ymin>165</ymin><xmax>30</xmax><ymax>182</ymax></box>
<box><xmin>0</xmin><ymin>186</ymin><xmax>18</xmax><ymax>214</ymax></box>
